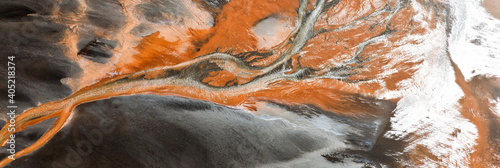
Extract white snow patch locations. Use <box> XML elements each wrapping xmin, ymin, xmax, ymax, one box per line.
<box><xmin>490</xmin><ymin>98</ymin><xmax>500</xmax><ymax>117</ymax></box>
<box><xmin>377</xmin><ymin>2</ymin><xmax>479</xmax><ymax>167</ymax></box>
<box><xmin>448</xmin><ymin>0</ymin><xmax>500</xmax><ymax>81</ymax></box>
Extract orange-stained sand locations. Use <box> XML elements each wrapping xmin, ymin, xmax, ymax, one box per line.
<box><xmin>195</xmin><ymin>0</ymin><xmax>300</xmax><ymax>56</ymax></box>
<box><xmin>451</xmin><ymin>62</ymin><xmax>500</xmax><ymax>167</ymax></box>
<box><xmin>0</xmin><ymin>0</ymin><xmax>410</xmax><ymax>165</ymax></box>
<box><xmin>1</xmin><ymin>0</ymin><xmax>499</xmax><ymax>167</ymax></box>
<box><xmin>117</xmin><ymin>32</ymin><xmax>194</xmax><ymax>72</ymax></box>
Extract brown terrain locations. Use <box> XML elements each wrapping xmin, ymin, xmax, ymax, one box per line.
<box><xmin>484</xmin><ymin>0</ymin><xmax>500</xmax><ymax>19</ymax></box>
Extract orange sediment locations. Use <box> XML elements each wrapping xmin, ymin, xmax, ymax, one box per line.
<box><xmin>451</xmin><ymin>62</ymin><xmax>500</xmax><ymax>167</ymax></box>
<box><xmin>0</xmin><ymin>0</ymin><xmax>498</xmax><ymax>167</ymax></box>
<box><xmin>0</xmin><ymin>106</ymin><xmax>74</xmax><ymax>165</ymax></box>
<box><xmin>0</xmin><ymin>0</ymin><xmax>403</xmax><ymax>166</ymax></box>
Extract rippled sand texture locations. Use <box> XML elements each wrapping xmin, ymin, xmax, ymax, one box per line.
<box><xmin>0</xmin><ymin>0</ymin><xmax>499</xmax><ymax>167</ymax></box>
